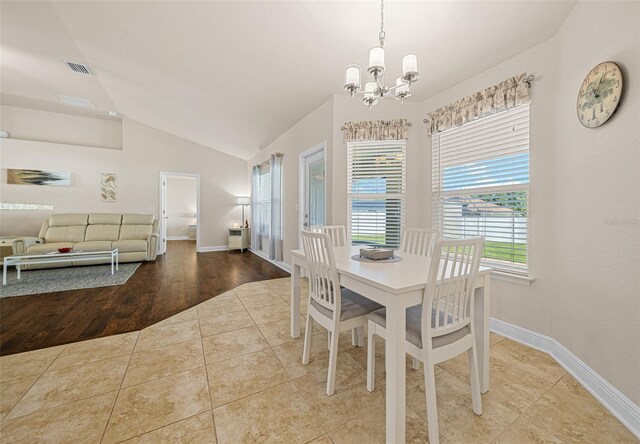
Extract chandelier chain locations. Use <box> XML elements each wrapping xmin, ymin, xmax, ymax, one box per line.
<box><xmin>378</xmin><ymin>0</ymin><xmax>385</xmax><ymax>47</ymax></box>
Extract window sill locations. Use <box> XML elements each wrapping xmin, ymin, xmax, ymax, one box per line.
<box><xmin>491</xmin><ymin>270</ymin><xmax>534</xmax><ymax>286</ymax></box>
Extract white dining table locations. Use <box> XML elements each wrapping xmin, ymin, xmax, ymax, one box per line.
<box><xmin>290</xmin><ymin>245</ymin><xmax>492</xmax><ymax>443</ymax></box>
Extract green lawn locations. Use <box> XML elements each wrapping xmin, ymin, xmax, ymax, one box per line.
<box><xmin>483</xmin><ymin>241</ymin><xmax>527</xmax><ymax>264</ymax></box>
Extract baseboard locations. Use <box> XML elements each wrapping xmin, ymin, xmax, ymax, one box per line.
<box><xmin>248</xmin><ymin>248</ymin><xmax>292</xmax><ymax>274</ymax></box>
<box><xmin>490</xmin><ymin>318</ymin><xmax>640</xmax><ymax>439</ymax></box>
<box><xmin>167</xmin><ymin>236</ymin><xmax>189</xmax><ymax>241</ymax></box>
<box><xmin>196</xmin><ymin>245</ymin><xmax>228</xmax><ymax>252</ymax></box>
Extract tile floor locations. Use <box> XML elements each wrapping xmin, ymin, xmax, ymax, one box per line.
<box><xmin>0</xmin><ymin>277</ymin><xmax>637</xmax><ymax>443</ymax></box>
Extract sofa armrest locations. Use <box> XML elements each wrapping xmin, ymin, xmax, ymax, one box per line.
<box><xmin>147</xmin><ymin>233</ymin><xmax>160</xmax><ymax>261</ymax></box>
<box><xmin>12</xmin><ymin>237</ymin><xmax>44</xmax><ymax>255</ymax></box>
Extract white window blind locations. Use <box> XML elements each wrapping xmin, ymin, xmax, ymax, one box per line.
<box><xmin>258</xmin><ymin>165</ymin><xmax>271</xmax><ymax>236</ymax></box>
<box><xmin>432</xmin><ymin>104</ymin><xmax>530</xmax><ymax>273</ymax></box>
<box><xmin>348</xmin><ymin>140</ymin><xmax>406</xmax><ymax>248</ymax></box>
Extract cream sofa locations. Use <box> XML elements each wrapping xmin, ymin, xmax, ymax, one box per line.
<box><xmin>12</xmin><ymin>213</ymin><xmax>159</xmax><ymax>268</ymax></box>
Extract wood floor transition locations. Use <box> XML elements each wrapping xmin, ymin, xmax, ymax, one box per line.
<box><xmin>0</xmin><ymin>241</ymin><xmax>289</xmax><ymax>356</ymax></box>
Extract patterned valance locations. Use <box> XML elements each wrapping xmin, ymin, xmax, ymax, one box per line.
<box><xmin>424</xmin><ymin>73</ymin><xmax>532</xmax><ymax>135</ymax></box>
<box><xmin>342</xmin><ymin>118</ymin><xmax>412</xmax><ymax>142</ymax></box>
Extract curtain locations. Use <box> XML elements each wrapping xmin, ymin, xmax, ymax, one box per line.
<box><xmin>342</xmin><ymin>118</ymin><xmax>411</xmax><ymax>142</ymax></box>
<box><xmin>424</xmin><ymin>73</ymin><xmax>531</xmax><ymax>135</ymax></box>
<box><xmin>251</xmin><ymin>165</ymin><xmax>260</xmax><ymax>248</ymax></box>
<box><xmin>269</xmin><ymin>153</ymin><xmax>283</xmax><ymax>261</ymax></box>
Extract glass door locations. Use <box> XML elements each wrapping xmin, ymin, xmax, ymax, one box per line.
<box><xmin>304</xmin><ymin>151</ymin><xmax>325</xmax><ymax>229</ymax></box>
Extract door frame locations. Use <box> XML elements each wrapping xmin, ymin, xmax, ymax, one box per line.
<box><xmin>159</xmin><ymin>171</ymin><xmax>201</xmax><ymax>254</ymax></box>
<box><xmin>298</xmin><ymin>142</ymin><xmax>326</xmax><ymax>248</ymax></box>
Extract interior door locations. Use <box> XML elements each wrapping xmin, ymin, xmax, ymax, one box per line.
<box><xmin>160</xmin><ymin>174</ymin><xmax>168</xmax><ymax>254</ymax></box>
<box><xmin>304</xmin><ymin>150</ymin><xmax>325</xmax><ymax>230</ymax></box>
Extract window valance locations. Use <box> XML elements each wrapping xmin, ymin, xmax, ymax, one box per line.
<box><xmin>342</xmin><ymin>118</ymin><xmax>411</xmax><ymax>142</ymax></box>
<box><xmin>424</xmin><ymin>73</ymin><xmax>532</xmax><ymax>135</ymax></box>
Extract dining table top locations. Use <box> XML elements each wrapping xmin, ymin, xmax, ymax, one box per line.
<box><xmin>290</xmin><ymin>245</ymin><xmax>492</xmax><ymax>295</ymax></box>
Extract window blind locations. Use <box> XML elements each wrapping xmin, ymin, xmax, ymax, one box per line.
<box><xmin>348</xmin><ymin>140</ymin><xmax>406</xmax><ymax>248</ymax></box>
<box><xmin>258</xmin><ymin>164</ymin><xmax>271</xmax><ymax>236</ymax></box>
<box><xmin>432</xmin><ymin>104</ymin><xmax>530</xmax><ymax>273</ymax></box>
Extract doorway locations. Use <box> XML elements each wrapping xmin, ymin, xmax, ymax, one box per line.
<box><xmin>299</xmin><ymin>143</ymin><xmax>326</xmax><ymax>246</ymax></box>
<box><xmin>159</xmin><ymin>172</ymin><xmax>200</xmax><ymax>254</ymax></box>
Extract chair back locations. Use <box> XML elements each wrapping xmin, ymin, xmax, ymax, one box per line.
<box><xmin>310</xmin><ymin>225</ymin><xmax>346</xmax><ymax>247</ymax></box>
<box><xmin>301</xmin><ymin>231</ymin><xmax>341</xmax><ymax>314</ymax></box>
<box><xmin>400</xmin><ymin>228</ymin><xmax>439</xmax><ymax>257</ymax></box>
<box><xmin>423</xmin><ymin>237</ymin><xmax>484</xmax><ymax>338</ymax></box>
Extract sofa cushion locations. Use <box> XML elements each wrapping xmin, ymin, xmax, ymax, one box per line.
<box><xmin>74</xmin><ymin>241</ymin><xmax>113</xmax><ymax>251</ymax></box>
<box><xmin>122</xmin><ymin>214</ymin><xmax>154</xmax><ymax>225</ymax></box>
<box><xmin>27</xmin><ymin>242</ymin><xmax>74</xmax><ymax>254</ymax></box>
<box><xmin>85</xmin><ymin>225</ymin><xmax>121</xmax><ymax>242</ymax></box>
<box><xmin>49</xmin><ymin>214</ymin><xmax>88</xmax><ymax>227</ymax></box>
<box><xmin>45</xmin><ymin>226</ymin><xmax>87</xmax><ymax>243</ymax></box>
<box><xmin>119</xmin><ymin>225</ymin><xmax>152</xmax><ymax>240</ymax></box>
<box><xmin>112</xmin><ymin>240</ymin><xmax>147</xmax><ymax>253</ymax></box>
<box><xmin>89</xmin><ymin>213</ymin><xmax>122</xmax><ymax>225</ymax></box>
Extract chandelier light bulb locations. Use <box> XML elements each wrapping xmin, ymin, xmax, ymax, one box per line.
<box><xmin>395</xmin><ymin>76</ymin><xmax>410</xmax><ymax>103</ymax></box>
<box><xmin>344</xmin><ymin>65</ymin><xmax>361</xmax><ymax>96</ymax></box>
<box><xmin>368</xmin><ymin>46</ymin><xmax>386</xmax><ymax>78</ymax></box>
<box><xmin>401</xmin><ymin>52</ymin><xmax>420</xmax><ymax>85</ymax></box>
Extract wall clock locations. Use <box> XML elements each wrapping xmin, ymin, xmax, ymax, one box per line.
<box><xmin>577</xmin><ymin>61</ymin><xmax>623</xmax><ymax>128</ymax></box>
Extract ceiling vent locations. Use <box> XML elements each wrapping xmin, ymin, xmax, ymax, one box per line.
<box><xmin>63</xmin><ymin>60</ymin><xmax>92</xmax><ymax>75</ymax></box>
<box><xmin>59</xmin><ymin>95</ymin><xmax>96</xmax><ymax>109</ymax></box>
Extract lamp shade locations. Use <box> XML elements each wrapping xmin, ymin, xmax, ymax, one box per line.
<box><xmin>402</xmin><ymin>53</ymin><xmax>418</xmax><ymax>75</ymax></box>
<box><xmin>368</xmin><ymin>46</ymin><xmax>385</xmax><ymax>69</ymax></box>
<box><xmin>345</xmin><ymin>65</ymin><xmax>361</xmax><ymax>88</ymax></box>
<box><xmin>395</xmin><ymin>76</ymin><xmax>410</xmax><ymax>95</ymax></box>
<box><xmin>236</xmin><ymin>196</ymin><xmax>250</xmax><ymax>205</ymax></box>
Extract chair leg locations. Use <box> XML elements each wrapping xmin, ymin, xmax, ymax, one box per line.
<box><xmin>412</xmin><ymin>356</ymin><xmax>420</xmax><ymax>370</ymax></box>
<box><xmin>367</xmin><ymin>322</ymin><xmax>376</xmax><ymax>392</ymax></box>
<box><xmin>352</xmin><ymin>328</ymin><xmax>358</xmax><ymax>346</ymax></box>
<box><xmin>327</xmin><ymin>331</ymin><xmax>331</xmax><ymax>350</ymax></box>
<box><xmin>468</xmin><ymin>345</ymin><xmax>483</xmax><ymax>415</ymax></box>
<box><xmin>423</xmin><ymin>349</ymin><xmax>440</xmax><ymax>444</ymax></box>
<box><xmin>358</xmin><ymin>325</ymin><xmax>365</xmax><ymax>347</ymax></box>
<box><xmin>326</xmin><ymin>324</ymin><xmax>340</xmax><ymax>396</ymax></box>
<box><xmin>302</xmin><ymin>314</ymin><xmax>313</xmax><ymax>365</ymax></box>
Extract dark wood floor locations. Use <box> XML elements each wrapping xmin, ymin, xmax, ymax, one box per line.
<box><xmin>0</xmin><ymin>241</ymin><xmax>289</xmax><ymax>356</ymax></box>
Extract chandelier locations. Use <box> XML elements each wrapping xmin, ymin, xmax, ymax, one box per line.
<box><xmin>344</xmin><ymin>0</ymin><xmax>419</xmax><ymax>108</ymax></box>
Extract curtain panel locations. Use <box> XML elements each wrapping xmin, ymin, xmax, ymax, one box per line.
<box><xmin>424</xmin><ymin>73</ymin><xmax>531</xmax><ymax>135</ymax></box>
<box><xmin>269</xmin><ymin>153</ymin><xmax>283</xmax><ymax>261</ymax></box>
<box><xmin>342</xmin><ymin>118</ymin><xmax>411</xmax><ymax>142</ymax></box>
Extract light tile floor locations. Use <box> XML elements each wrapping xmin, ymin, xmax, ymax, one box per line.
<box><xmin>0</xmin><ymin>277</ymin><xmax>637</xmax><ymax>443</ymax></box>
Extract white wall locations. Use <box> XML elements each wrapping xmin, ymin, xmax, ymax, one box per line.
<box><xmin>247</xmin><ymin>98</ymin><xmax>334</xmax><ymax>264</ymax></box>
<box><xmin>0</xmin><ymin>117</ymin><xmax>247</xmax><ymax>249</ymax></box>
<box><xmin>166</xmin><ymin>176</ymin><xmax>197</xmax><ymax>238</ymax></box>
<box><xmin>420</xmin><ymin>1</ymin><xmax>640</xmax><ymax>404</ymax></box>
<box><xmin>1</xmin><ymin>105</ymin><xmax>123</xmax><ymax>149</ymax></box>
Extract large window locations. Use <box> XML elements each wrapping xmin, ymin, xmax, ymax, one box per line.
<box><xmin>348</xmin><ymin>140</ymin><xmax>406</xmax><ymax>248</ymax></box>
<box><xmin>258</xmin><ymin>165</ymin><xmax>271</xmax><ymax>236</ymax></box>
<box><xmin>432</xmin><ymin>104</ymin><xmax>530</xmax><ymax>274</ymax></box>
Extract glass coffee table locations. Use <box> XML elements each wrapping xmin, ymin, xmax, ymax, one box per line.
<box><xmin>2</xmin><ymin>249</ymin><xmax>119</xmax><ymax>285</ymax></box>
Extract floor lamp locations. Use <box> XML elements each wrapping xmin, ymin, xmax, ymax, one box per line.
<box><xmin>237</xmin><ymin>196</ymin><xmax>250</xmax><ymax>227</ymax></box>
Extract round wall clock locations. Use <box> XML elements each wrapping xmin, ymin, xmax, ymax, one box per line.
<box><xmin>577</xmin><ymin>61</ymin><xmax>623</xmax><ymax>128</ymax></box>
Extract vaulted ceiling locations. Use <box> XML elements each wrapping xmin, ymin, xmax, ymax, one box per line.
<box><xmin>1</xmin><ymin>1</ymin><xmax>575</xmax><ymax>159</ymax></box>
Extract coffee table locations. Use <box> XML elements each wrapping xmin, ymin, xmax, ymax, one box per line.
<box><xmin>3</xmin><ymin>249</ymin><xmax>119</xmax><ymax>285</ymax></box>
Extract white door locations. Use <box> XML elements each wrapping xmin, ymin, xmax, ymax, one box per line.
<box><xmin>303</xmin><ymin>150</ymin><xmax>325</xmax><ymax>230</ymax></box>
<box><xmin>160</xmin><ymin>175</ymin><xmax>168</xmax><ymax>254</ymax></box>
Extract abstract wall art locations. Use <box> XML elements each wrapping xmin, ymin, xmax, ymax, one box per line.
<box><xmin>100</xmin><ymin>172</ymin><xmax>117</xmax><ymax>202</ymax></box>
<box><xmin>7</xmin><ymin>169</ymin><xmax>71</xmax><ymax>186</ymax></box>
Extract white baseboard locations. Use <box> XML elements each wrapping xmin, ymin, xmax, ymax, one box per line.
<box><xmin>167</xmin><ymin>236</ymin><xmax>189</xmax><ymax>241</ymax></box>
<box><xmin>248</xmin><ymin>248</ymin><xmax>291</xmax><ymax>274</ymax></box>
<box><xmin>490</xmin><ymin>318</ymin><xmax>640</xmax><ymax>439</ymax></box>
<box><xmin>196</xmin><ymin>245</ymin><xmax>228</xmax><ymax>252</ymax></box>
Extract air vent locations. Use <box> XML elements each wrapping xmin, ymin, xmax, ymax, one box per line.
<box><xmin>59</xmin><ymin>95</ymin><xmax>96</xmax><ymax>109</ymax></box>
<box><xmin>63</xmin><ymin>60</ymin><xmax>92</xmax><ymax>75</ymax></box>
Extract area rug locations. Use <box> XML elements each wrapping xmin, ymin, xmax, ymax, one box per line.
<box><xmin>0</xmin><ymin>263</ymin><xmax>141</xmax><ymax>298</ymax></box>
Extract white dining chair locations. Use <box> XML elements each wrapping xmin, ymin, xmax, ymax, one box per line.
<box><xmin>366</xmin><ymin>237</ymin><xmax>485</xmax><ymax>444</ymax></box>
<box><xmin>301</xmin><ymin>230</ymin><xmax>383</xmax><ymax>396</ymax></box>
<box><xmin>309</xmin><ymin>224</ymin><xmax>363</xmax><ymax>347</ymax></box>
<box><xmin>310</xmin><ymin>225</ymin><xmax>346</xmax><ymax>247</ymax></box>
<box><xmin>400</xmin><ymin>228</ymin><xmax>439</xmax><ymax>369</ymax></box>
<box><xmin>400</xmin><ymin>228</ymin><xmax>439</xmax><ymax>257</ymax></box>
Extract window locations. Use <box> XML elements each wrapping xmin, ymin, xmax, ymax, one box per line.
<box><xmin>432</xmin><ymin>104</ymin><xmax>530</xmax><ymax>274</ymax></box>
<box><xmin>258</xmin><ymin>165</ymin><xmax>271</xmax><ymax>236</ymax></box>
<box><xmin>348</xmin><ymin>140</ymin><xmax>406</xmax><ymax>248</ymax></box>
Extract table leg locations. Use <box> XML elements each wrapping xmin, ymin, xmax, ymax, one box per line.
<box><xmin>111</xmin><ymin>255</ymin><xmax>114</xmax><ymax>275</ymax></box>
<box><xmin>385</xmin><ymin>302</ymin><xmax>407</xmax><ymax>443</ymax></box>
<box><xmin>475</xmin><ymin>273</ymin><xmax>491</xmax><ymax>393</ymax></box>
<box><xmin>3</xmin><ymin>260</ymin><xmax>7</xmax><ymax>285</ymax></box>
<box><xmin>290</xmin><ymin>260</ymin><xmax>301</xmax><ymax>338</ymax></box>
<box><xmin>116</xmin><ymin>252</ymin><xmax>119</xmax><ymax>271</ymax></box>
<box><xmin>16</xmin><ymin>265</ymin><xmax>21</xmax><ymax>280</ymax></box>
